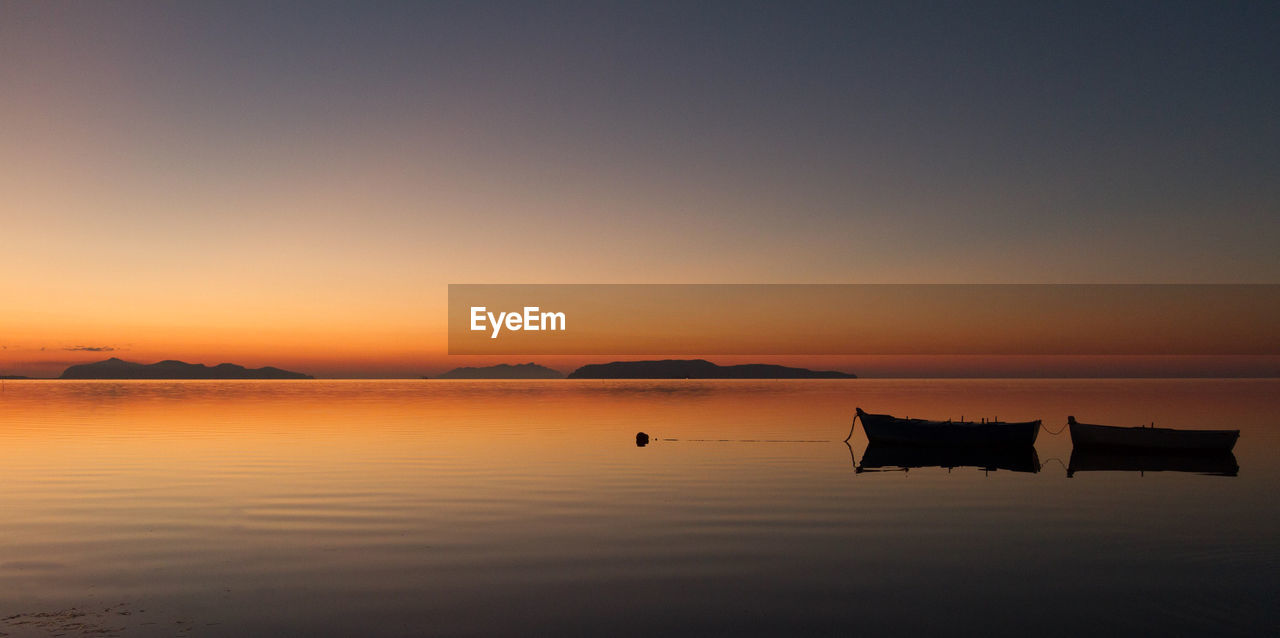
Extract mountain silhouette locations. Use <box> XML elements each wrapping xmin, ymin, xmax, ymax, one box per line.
<box><xmin>438</xmin><ymin>363</ymin><xmax>563</xmax><ymax>379</ymax></box>
<box><xmin>60</xmin><ymin>357</ymin><xmax>313</xmax><ymax>380</ymax></box>
<box><xmin>567</xmin><ymin>359</ymin><xmax>855</xmax><ymax>379</ymax></box>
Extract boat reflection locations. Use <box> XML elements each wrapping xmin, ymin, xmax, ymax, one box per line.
<box><xmin>856</xmin><ymin>443</ymin><xmax>1041</xmax><ymax>475</ymax></box>
<box><xmin>1067</xmin><ymin>447</ymin><xmax>1239</xmax><ymax>477</ymax></box>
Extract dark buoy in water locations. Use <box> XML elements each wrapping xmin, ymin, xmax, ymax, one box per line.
<box><xmin>636</xmin><ymin>432</ymin><xmax>650</xmax><ymax>447</ymax></box>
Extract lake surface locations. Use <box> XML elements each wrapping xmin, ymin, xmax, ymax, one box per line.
<box><xmin>0</xmin><ymin>379</ymin><xmax>1276</xmax><ymax>637</ymax></box>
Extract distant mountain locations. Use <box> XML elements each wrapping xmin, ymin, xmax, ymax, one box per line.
<box><xmin>567</xmin><ymin>359</ymin><xmax>855</xmax><ymax>379</ymax></box>
<box><xmin>60</xmin><ymin>357</ymin><xmax>313</xmax><ymax>380</ymax></box>
<box><xmin>0</xmin><ymin>375</ymin><xmax>31</xmax><ymax>380</ymax></box>
<box><xmin>439</xmin><ymin>363</ymin><xmax>563</xmax><ymax>379</ymax></box>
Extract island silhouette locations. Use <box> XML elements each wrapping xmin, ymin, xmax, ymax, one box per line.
<box><xmin>438</xmin><ymin>363</ymin><xmax>563</xmax><ymax>379</ymax></box>
<box><xmin>60</xmin><ymin>357</ymin><xmax>313</xmax><ymax>379</ymax></box>
<box><xmin>567</xmin><ymin>359</ymin><xmax>855</xmax><ymax>379</ymax></box>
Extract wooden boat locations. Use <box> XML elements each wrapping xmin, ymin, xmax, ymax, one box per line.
<box><xmin>1067</xmin><ymin>447</ymin><xmax>1238</xmax><ymax>478</ymax></box>
<box><xmin>1067</xmin><ymin>416</ymin><xmax>1238</xmax><ymax>451</ymax></box>
<box><xmin>853</xmin><ymin>407</ymin><xmax>1040</xmax><ymax>447</ymax></box>
<box><xmin>858</xmin><ymin>442</ymin><xmax>1040</xmax><ymax>474</ymax></box>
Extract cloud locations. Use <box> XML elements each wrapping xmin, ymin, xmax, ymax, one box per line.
<box><xmin>63</xmin><ymin>345</ymin><xmax>118</xmax><ymax>352</ymax></box>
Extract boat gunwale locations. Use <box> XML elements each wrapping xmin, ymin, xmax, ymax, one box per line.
<box><xmin>1067</xmin><ymin>416</ymin><xmax>1239</xmax><ymax>437</ymax></box>
<box><xmin>855</xmin><ymin>407</ymin><xmax>1041</xmax><ymax>428</ymax></box>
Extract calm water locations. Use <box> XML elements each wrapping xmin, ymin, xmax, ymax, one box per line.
<box><xmin>0</xmin><ymin>379</ymin><xmax>1276</xmax><ymax>637</ymax></box>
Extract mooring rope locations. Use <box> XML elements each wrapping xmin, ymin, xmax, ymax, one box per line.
<box><xmin>660</xmin><ymin>438</ymin><xmax>831</xmax><ymax>443</ymax></box>
<box><xmin>1039</xmin><ymin>456</ymin><xmax>1067</xmax><ymax>471</ymax></box>
<box><xmin>657</xmin><ymin>413</ymin><xmax>1065</xmax><ymax>444</ymax></box>
<box><xmin>1041</xmin><ymin>421</ymin><xmax>1069</xmax><ymax>436</ymax></box>
<box><xmin>843</xmin><ymin>416</ymin><xmax>858</xmax><ymax>442</ymax></box>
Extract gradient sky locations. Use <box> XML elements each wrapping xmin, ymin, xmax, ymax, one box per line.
<box><xmin>2</xmin><ymin>1</ymin><xmax>1278</xmax><ymax>377</ymax></box>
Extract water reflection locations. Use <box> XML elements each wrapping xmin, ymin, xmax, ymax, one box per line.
<box><xmin>1067</xmin><ymin>448</ymin><xmax>1239</xmax><ymax>477</ymax></box>
<box><xmin>848</xmin><ymin>442</ymin><xmax>1241</xmax><ymax>478</ymax></box>
<box><xmin>857</xmin><ymin>442</ymin><xmax>1041</xmax><ymax>474</ymax></box>
<box><xmin>0</xmin><ymin>379</ymin><xmax>1274</xmax><ymax>637</ymax></box>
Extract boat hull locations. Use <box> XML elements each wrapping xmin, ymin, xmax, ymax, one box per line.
<box><xmin>856</xmin><ymin>408</ymin><xmax>1040</xmax><ymax>447</ymax></box>
<box><xmin>1068</xmin><ymin>419</ymin><xmax>1238</xmax><ymax>452</ymax></box>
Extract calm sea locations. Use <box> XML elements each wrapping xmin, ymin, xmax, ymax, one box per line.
<box><xmin>0</xmin><ymin>379</ymin><xmax>1276</xmax><ymax>637</ymax></box>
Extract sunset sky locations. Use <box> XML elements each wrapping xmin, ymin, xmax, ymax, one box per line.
<box><xmin>2</xmin><ymin>2</ymin><xmax>1277</xmax><ymax>377</ymax></box>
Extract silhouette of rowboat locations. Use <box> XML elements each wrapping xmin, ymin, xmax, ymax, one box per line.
<box><xmin>853</xmin><ymin>407</ymin><xmax>1040</xmax><ymax>447</ymax></box>
<box><xmin>1067</xmin><ymin>416</ymin><xmax>1238</xmax><ymax>451</ymax></box>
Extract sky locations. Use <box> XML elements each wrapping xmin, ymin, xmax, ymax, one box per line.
<box><xmin>1</xmin><ymin>1</ymin><xmax>1278</xmax><ymax>377</ymax></box>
